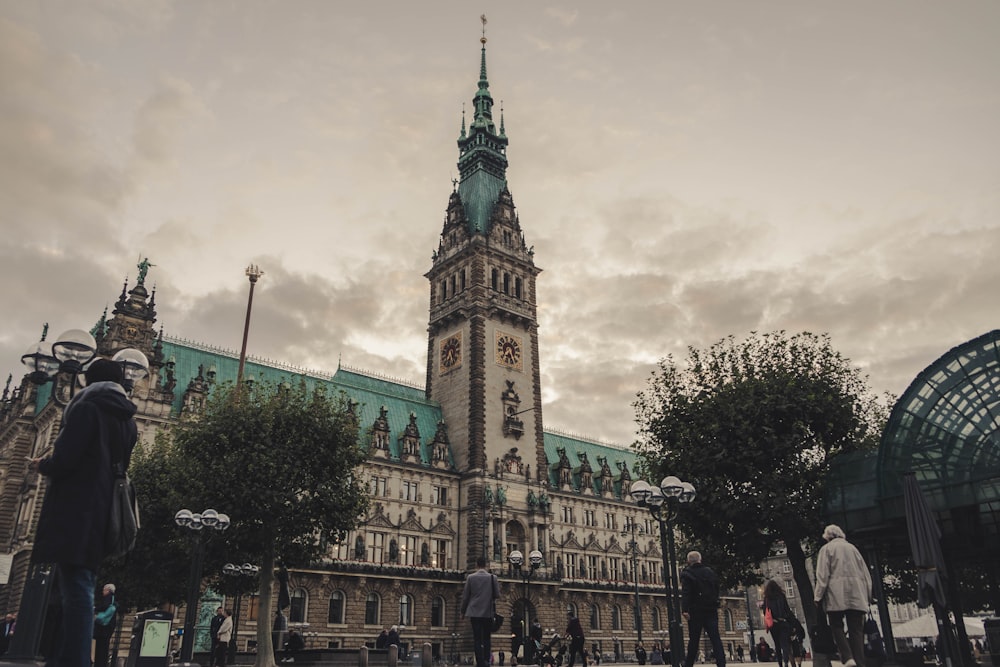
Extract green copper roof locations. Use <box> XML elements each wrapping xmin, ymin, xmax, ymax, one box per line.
<box><xmin>159</xmin><ymin>339</ymin><xmax>453</xmax><ymax>468</ymax></box>
<box><xmin>543</xmin><ymin>431</ymin><xmax>638</xmax><ymax>500</ymax></box>
<box><xmin>456</xmin><ymin>43</ymin><xmax>509</xmax><ymax>234</ymax></box>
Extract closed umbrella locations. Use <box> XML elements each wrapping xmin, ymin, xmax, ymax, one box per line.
<box><xmin>902</xmin><ymin>472</ymin><xmax>947</xmax><ymax>609</ymax></box>
<box><xmin>902</xmin><ymin>472</ymin><xmax>957</xmax><ymax>667</ymax></box>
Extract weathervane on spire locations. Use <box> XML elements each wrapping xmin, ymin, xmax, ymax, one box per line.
<box><xmin>481</xmin><ymin>14</ymin><xmax>487</xmax><ymax>44</ymax></box>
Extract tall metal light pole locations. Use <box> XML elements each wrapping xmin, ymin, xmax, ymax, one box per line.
<box><xmin>222</xmin><ymin>562</ymin><xmax>260</xmax><ymax>663</ymax></box>
<box><xmin>175</xmin><ymin>508</ymin><xmax>230</xmax><ymax>664</ymax></box>
<box><xmin>509</xmin><ymin>549</ymin><xmax>543</xmax><ymax>664</ymax></box>
<box><xmin>622</xmin><ymin>519</ymin><xmax>644</xmax><ymax>644</ymax></box>
<box><xmin>629</xmin><ymin>478</ymin><xmax>696</xmax><ymax>667</ymax></box>
<box><xmin>236</xmin><ymin>264</ymin><xmax>264</xmax><ymax>386</ymax></box>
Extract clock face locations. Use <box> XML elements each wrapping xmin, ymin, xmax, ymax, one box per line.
<box><xmin>125</xmin><ymin>325</ymin><xmax>139</xmax><ymax>340</ymax></box>
<box><xmin>495</xmin><ymin>331</ymin><xmax>523</xmax><ymax>370</ymax></box>
<box><xmin>439</xmin><ymin>333</ymin><xmax>462</xmax><ymax>372</ymax></box>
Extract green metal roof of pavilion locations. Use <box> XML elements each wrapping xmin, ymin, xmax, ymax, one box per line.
<box><xmin>826</xmin><ymin>329</ymin><xmax>1000</xmax><ymax>563</ymax></box>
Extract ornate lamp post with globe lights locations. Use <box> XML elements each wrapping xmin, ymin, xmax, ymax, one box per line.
<box><xmin>222</xmin><ymin>562</ymin><xmax>260</xmax><ymax>662</ymax></box>
<box><xmin>508</xmin><ymin>549</ymin><xmax>543</xmax><ymax>664</ymax></box>
<box><xmin>629</xmin><ymin>477</ymin><xmax>697</xmax><ymax>667</ymax></box>
<box><xmin>175</xmin><ymin>509</ymin><xmax>231</xmax><ymax>664</ymax></box>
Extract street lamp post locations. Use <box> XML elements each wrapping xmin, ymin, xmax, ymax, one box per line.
<box><xmin>236</xmin><ymin>264</ymin><xmax>264</xmax><ymax>386</ymax></box>
<box><xmin>222</xmin><ymin>562</ymin><xmax>260</xmax><ymax>663</ymax></box>
<box><xmin>175</xmin><ymin>509</ymin><xmax>230</xmax><ymax>664</ymax></box>
<box><xmin>451</xmin><ymin>631</ymin><xmax>460</xmax><ymax>665</ymax></box>
<box><xmin>622</xmin><ymin>519</ymin><xmax>645</xmax><ymax>644</ymax></box>
<box><xmin>629</xmin><ymin>478</ymin><xmax>697</xmax><ymax>667</ymax></box>
<box><xmin>508</xmin><ymin>549</ymin><xmax>543</xmax><ymax>665</ymax></box>
<box><xmin>743</xmin><ymin>588</ymin><xmax>756</xmax><ymax>661</ymax></box>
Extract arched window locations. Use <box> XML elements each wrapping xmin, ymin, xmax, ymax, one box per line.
<box><xmin>399</xmin><ymin>593</ymin><xmax>413</xmax><ymax>626</ymax></box>
<box><xmin>611</xmin><ymin>605</ymin><xmax>622</xmax><ymax>631</ymax></box>
<box><xmin>503</xmin><ymin>272</ymin><xmax>510</xmax><ymax>295</ymax></box>
<box><xmin>328</xmin><ymin>590</ymin><xmax>345</xmax><ymax>624</ymax></box>
<box><xmin>491</xmin><ymin>269</ymin><xmax>498</xmax><ymax>290</ymax></box>
<box><xmin>515</xmin><ymin>277</ymin><xmax>522</xmax><ymax>299</ymax></box>
<box><xmin>461</xmin><ymin>269</ymin><xmax>467</xmax><ymax>291</ymax></box>
<box><xmin>651</xmin><ymin>607</ymin><xmax>661</xmax><ymax>632</ymax></box>
<box><xmin>431</xmin><ymin>596</ymin><xmax>445</xmax><ymax>627</ymax></box>
<box><xmin>290</xmin><ymin>589</ymin><xmax>308</xmax><ymax>623</ymax></box>
<box><xmin>365</xmin><ymin>592</ymin><xmax>381</xmax><ymax>626</ymax></box>
<box><xmin>440</xmin><ymin>280</ymin><xmax>447</xmax><ymax>302</ymax></box>
<box><xmin>590</xmin><ymin>604</ymin><xmax>601</xmax><ymax>630</ymax></box>
<box><xmin>724</xmin><ymin>609</ymin><xmax>734</xmax><ymax>632</ymax></box>
<box><xmin>567</xmin><ymin>602</ymin><xmax>578</xmax><ymax>620</ymax></box>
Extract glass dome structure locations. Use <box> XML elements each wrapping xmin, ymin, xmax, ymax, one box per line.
<box><xmin>827</xmin><ymin>330</ymin><xmax>1000</xmax><ymax>564</ymax></box>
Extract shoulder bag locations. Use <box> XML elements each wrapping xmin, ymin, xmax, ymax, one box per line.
<box><xmin>105</xmin><ymin>441</ymin><xmax>140</xmax><ymax>559</ymax></box>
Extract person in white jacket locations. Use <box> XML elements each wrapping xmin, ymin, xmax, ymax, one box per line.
<box><xmin>213</xmin><ymin>610</ymin><xmax>233</xmax><ymax>667</ymax></box>
<box><xmin>814</xmin><ymin>525</ymin><xmax>872</xmax><ymax>667</ymax></box>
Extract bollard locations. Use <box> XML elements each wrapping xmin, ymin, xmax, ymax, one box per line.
<box><xmin>360</xmin><ymin>645</ymin><xmax>369</xmax><ymax>667</ymax></box>
<box><xmin>388</xmin><ymin>643</ymin><xmax>399</xmax><ymax>667</ymax></box>
<box><xmin>422</xmin><ymin>642</ymin><xmax>432</xmax><ymax>667</ymax></box>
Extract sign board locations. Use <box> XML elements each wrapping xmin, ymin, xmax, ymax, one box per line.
<box><xmin>736</xmin><ymin>621</ymin><xmax>748</xmax><ymax>630</ymax></box>
<box><xmin>139</xmin><ymin>619</ymin><xmax>171</xmax><ymax>658</ymax></box>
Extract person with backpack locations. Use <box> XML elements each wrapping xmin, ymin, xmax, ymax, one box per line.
<box><xmin>680</xmin><ymin>551</ymin><xmax>726</xmax><ymax>667</ymax></box>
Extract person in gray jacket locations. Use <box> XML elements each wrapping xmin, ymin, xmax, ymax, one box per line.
<box><xmin>462</xmin><ymin>557</ymin><xmax>502</xmax><ymax>667</ymax></box>
<box><xmin>814</xmin><ymin>525</ymin><xmax>873</xmax><ymax>667</ymax></box>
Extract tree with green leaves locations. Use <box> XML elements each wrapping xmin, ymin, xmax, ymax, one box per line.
<box><xmin>160</xmin><ymin>380</ymin><xmax>369</xmax><ymax>667</ymax></box>
<box><xmin>634</xmin><ymin>331</ymin><xmax>885</xmax><ymax>627</ymax></box>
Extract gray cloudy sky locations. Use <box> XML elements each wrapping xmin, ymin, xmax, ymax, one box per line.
<box><xmin>2</xmin><ymin>1</ymin><xmax>998</xmax><ymax>445</ymax></box>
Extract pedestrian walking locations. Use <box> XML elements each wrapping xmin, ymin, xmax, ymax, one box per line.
<box><xmin>93</xmin><ymin>583</ymin><xmax>118</xmax><ymax>667</ymax></box>
<box><xmin>680</xmin><ymin>551</ymin><xmax>726</xmax><ymax>667</ymax></box>
<box><xmin>814</xmin><ymin>525</ymin><xmax>873</xmax><ymax>667</ymax></box>
<box><xmin>763</xmin><ymin>580</ymin><xmax>794</xmax><ymax>667</ymax></box>
<box><xmin>564</xmin><ymin>611</ymin><xmax>585</xmax><ymax>667</ymax></box>
<box><xmin>462</xmin><ymin>556</ymin><xmax>502</xmax><ymax>667</ymax></box>
<box><xmin>28</xmin><ymin>359</ymin><xmax>139</xmax><ymax>667</ymax></box>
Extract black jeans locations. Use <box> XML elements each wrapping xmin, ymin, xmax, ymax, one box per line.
<box><xmin>685</xmin><ymin>611</ymin><xmax>726</xmax><ymax>667</ymax></box>
<box><xmin>471</xmin><ymin>617</ymin><xmax>493</xmax><ymax>667</ymax></box>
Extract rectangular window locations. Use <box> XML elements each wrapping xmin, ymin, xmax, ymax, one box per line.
<box><xmin>587</xmin><ymin>555</ymin><xmax>599</xmax><ymax>579</ymax></box>
<box><xmin>566</xmin><ymin>553</ymin><xmax>577</xmax><ymax>578</ymax></box>
<box><xmin>370</xmin><ymin>476</ymin><xmax>388</xmax><ymax>497</ymax></box>
<box><xmin>433</xmin><ymin>486</ymin><xmax>448</xmax><ymax>505</ymax></box>
<box><xmin>403</xmin><ymin>481</ymin><xmax>418</xmax><ymax>501</ymax></box>
<box><xmin>609</xmin><ymin>558</ymin><xmax>621</xmax><ymax>580</ymax></box>
<box><xmin>562</xmin><ymin>506</ymin><xmax>574</xmax><ymax>523</ymax></box>
<box><xmin>434</xmin><ymin>539</ymin><xmax>448</xmax><ymax>568</ymax></box>
<box><xmin>785</xmin><ymin>580</ymin><xmax>795</xmax><ymax>598</ymax></box>
<box><xmin>604</xmin><ymin>513</ymin><xmax>617</xmax><ymax>530</ymax></box>
<box><xmin>783</xmin><ymin>560</ymin><xmax>792</xmax><ymax>573</ymax></box>
<box><xmin>369</xmin><ymin>532</ymin><xmax>386</xmax><ymax>563</ymax></box>
<box><xmin>584</xmin><ymin>510</ymin><xmax>596</xmax><ymax>527</ymax></box>
<box><xmin>402</xmin><ymin>536</ymin><xmax>418</xmax><ymax>566</ymax></box>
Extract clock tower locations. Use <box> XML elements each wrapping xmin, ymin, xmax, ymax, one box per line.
<box><xmin>425</xmin><ymin>34</ymin><xmax>545</xmax><ymax>482</ymax></box>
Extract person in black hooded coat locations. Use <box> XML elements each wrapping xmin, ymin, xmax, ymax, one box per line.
<box><xmin>29</xmin><ymin>358</ymin><xmax>138</xmax><ymax>667</ymax></box>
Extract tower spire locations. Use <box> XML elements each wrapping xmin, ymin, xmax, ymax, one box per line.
<box><xmin>455</xmin><ymin>15</ymin><xmax>509</xmax><ymax>234</ymax></box>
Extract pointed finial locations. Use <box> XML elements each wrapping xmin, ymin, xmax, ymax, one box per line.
<box><xmin>481</xmin><ymin>14</ymin><xmax>487</xmax><ymax>44</ymax></box>
<box><xmin>41</xmin><ymin>323</ymin><xmax>49</xmax><ymax>341</ymax></box>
